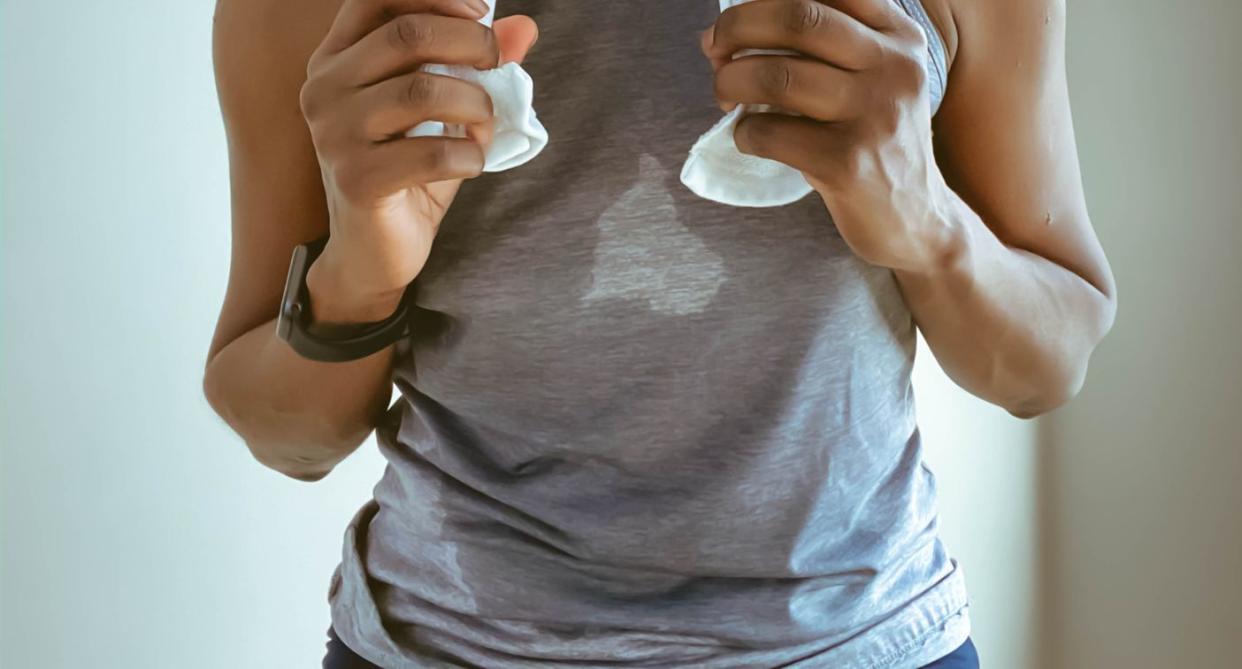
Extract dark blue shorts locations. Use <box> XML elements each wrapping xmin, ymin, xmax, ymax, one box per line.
<box><xmin>322</xmin><ymin>627</ymin><xmax>379</xmax><ymax>669</ymax></box>
<box><xmin>322</xmin><ymin>626</ymin><xmax>979</xmax><ymax>668</ymax></box>
<box><xmin>920</xmin><ymin>636</ymin><xmax>981</xmax><ymax>668</ymax></box>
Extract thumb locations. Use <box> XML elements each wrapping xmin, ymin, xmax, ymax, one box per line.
<box><xmin>493</xmin><ymin>15</ymin><xmax>539</xmax><ymax>65</ymax></box>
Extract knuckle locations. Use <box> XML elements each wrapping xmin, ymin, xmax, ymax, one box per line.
<box><xmin>898</xmin><ymin>13</ymin><xmax>929</xmax><ymax>47</ymax></box>
<box><xmin>907</xmin><ymin>22</ymin><xmax>930</xmax><ymax>52</ymax></box>
<box><xmin>756</xmin><ymin>59</ymin><xmax>794</xmax><ymax>100</ymax></box>
<box><xmin>298</xmin><ymin>80</ymin><xmax>317</xmax><ymax>119</ymax></box>
<box><xmin>901</xmin><ymin>52</ymin><xmax>929</xmax><ymax>91</ymax></box>
<box><xmin>478</xmin><ymin>25</ymin><xmax>500</xmax><ymax>67</ymax></box>
<box><xmin>304</xmin><ymin>49</ymin><xmax>323</xmax><ymax>80</ymax></box>
<box><xmin>298</xmin><ymin>76</ymin><xmax>323</xmax><ymax>119</ymax></box>
<box><xmin>883</xmin><ymin>41</ymin><xmax>927</xmax><ymax>93</ymax></box>
<box><xmin>387</xmin><ymin>14</ymin><xmax>433</xmax><ymax>52</ymax></box>
<box><xmin>784</xmin><ymin>0</ymin><xmax>826</xmax><ymax>36</ymax></box>
<box><xmin>859</xmin><ymin>36</ymin><xmax>886</xmax><ymax>65</ymax></box>
<box><xmin>420</xmin><ymin>140</ymin><xmax>454</xmax><ymax>173</ymax></box>
<box><xmin>401</xmin><ymin>73</ymin><xmax>437</xmax><ymax>108</ymax></box>
<box><xmin>737</xmin><ymin>117</ymin><xmax>774</xmax><ymax>154</ymax></box>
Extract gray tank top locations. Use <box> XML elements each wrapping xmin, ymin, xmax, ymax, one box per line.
<box><xmin>329</xmin><ymin>2</ymin><xmax>970</xmax><ymax>667</ymax></box>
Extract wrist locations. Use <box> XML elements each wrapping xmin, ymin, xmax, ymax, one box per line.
<box><xmin>900</xmin><ymin>181</ymin><xmax>974</xmax><ymax>280</ymax></box>
<box><xmin>304</xmin><ymin>248</ymin><xmax>406</xmax><ymax>328</ymax></box>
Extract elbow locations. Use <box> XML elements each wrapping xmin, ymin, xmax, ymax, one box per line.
<box><xmin>248</xmin><ymin>446</ymin><xmax>336</xmax><ymax>483</ymax></box>
<box><xmin>1005</xmin><ymin>282</ymin><xmax>1118</xmax><ymax>420</ymax></box>
<box><xmin>202</xmin><ymin>359</ymin><xmax>241</xmax><ymax>442</ymax></box>
<box><xmin>243</xmin><ymin>434</ymin><xmax>341</xmax><ymax>485</ymax></box>
<box><xmin>201</xmin><ymin>361</ymin><xmax>341</xmax><ymax>484</ymax></box>
<box><xmin>202</xmin><ymin>358</ymin><xmax>230</xmax><ymax>427</ymax></box>
<box><xmin>1004</xmin><ymin>368</ymin><xmax>1085</xmax><ymax>419</ymax></box>
<box><xmin>1093</xmin><ymin>280</ymin><xmax>1120</xmax><ymax>349</ymax></box>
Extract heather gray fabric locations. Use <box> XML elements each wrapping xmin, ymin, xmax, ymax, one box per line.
<box><xmin>329</xmin><ymin>2</ymin><xmax>972</xmax><ymax>667</ymax></box>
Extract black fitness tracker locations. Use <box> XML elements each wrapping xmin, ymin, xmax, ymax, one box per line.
<box><xmin>276</xmin><ymin>235</ymin><xmax>415</xmax><ymax>362</ymax></box>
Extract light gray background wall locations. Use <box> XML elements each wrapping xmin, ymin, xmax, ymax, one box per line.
<box><xmin>1045</xmin><ymin>2</ymin><xmax>1242</xmax><ymax>668</ymax></box>
<box><xmin>1</xmin><ymin>1</ymin><xmax>1233</xmax><ymax>668</ymax></box>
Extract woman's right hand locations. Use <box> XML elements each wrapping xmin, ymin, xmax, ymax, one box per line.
<box><xmin>297</xmin><ymin>0</ymin><xmax>538</xmax><ymax>324</ymax></box>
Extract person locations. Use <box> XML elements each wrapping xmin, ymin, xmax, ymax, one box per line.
<box><xmin>204</xmin><ymin>0</ymin><xmax>1114</xmax><ymax>667</ymax></box>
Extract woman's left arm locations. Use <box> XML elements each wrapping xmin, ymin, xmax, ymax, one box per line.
<box><xmin>705</xmin><ymin>0</ymin><xmax>1116</xmax><ymax>418</ymax></box>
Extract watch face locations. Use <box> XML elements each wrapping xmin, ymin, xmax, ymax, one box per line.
<box><xmin>274</xmin><ymin>235</ymin><xmax>411</xmax><ymax>362</ymax></box>
<box><xmin>276</xmin><ymin>299</ymin><xmax>298</xmax><ymax>342</ymax></box>
<box><xmin>276</xmin><ymin>243</ymin><xmax>312</xmax><ymax>344</ymax></box>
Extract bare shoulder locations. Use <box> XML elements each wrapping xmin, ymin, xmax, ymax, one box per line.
<box><xmin>918</xmin><ymin>0</ymin><xmax>1065</xmax><ymax>76</ymax></box>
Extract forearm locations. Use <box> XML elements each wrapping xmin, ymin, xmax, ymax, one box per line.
<box><xmin>893</xmin><ymin>189</ymin><xmax>1116</xmax><ymax>418</ymax></box>
<box><xmin>203</xmin><ymin>316</ymin><xmax>395</xmax><ymax>482</ymax></box>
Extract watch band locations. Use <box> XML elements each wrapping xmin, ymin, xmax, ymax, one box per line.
<box><xmin>276</xmin><ymin>235</ymin><xmax>415</xmax><ymax>362</ymax></box>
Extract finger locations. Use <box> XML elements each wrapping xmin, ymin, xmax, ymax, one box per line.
<box><xmin>817</xmin><ymin>0</ymin><xmax>905</xmax><ymax>32</ymax></box>
<box><xmin>700</xmin><ymin>26</ymin><xmax>730</xmax><ymax>73</ymax></box>
<box><xmin>318</xmin><ymin>0</ymin><xmax>489</xmax><ymax>54</ymax></box>
<box><xmin>733</xmin><ymin>112</ymin><xmax>845</xmax><ymax>178</ymax></box>
<box><xmin>493</xmin><ymin>15</ymin><xmax>539</xmax><ymax>64</ymax></box>
<box><xmin>714</xmin><ymin>55</ymin><xmax>861</xmax><ymax>122</ymax></box>
<box><xmin>708</xmin><ymin>0</ymin><xmax>883</xmax><ymax>69</ymax></box>
<box><xmin>463</xmin><ymin>116</ymin><xmax>494</xmax><ymax>148</ymax></box>
<box><xmin>352</xmin><ymin>71</ymin><xmax>495</xmax><ymax>141</ymax></box>
<box><xmin>343</xmin><ymin>137</ymin><xmax>485</xmax><ymax>201</ymax></box>
<box><xmin>329</xmin><ymin>13</ymin><xmax>501</xmax><ymax>87</ymax></box>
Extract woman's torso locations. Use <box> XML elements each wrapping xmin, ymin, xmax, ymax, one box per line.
<box><xmin>329</xmin><ymin>2</ymin><xmax>970</xmax><ymax>667</ymax></box>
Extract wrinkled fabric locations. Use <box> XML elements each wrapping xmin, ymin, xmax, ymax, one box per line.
<box><xmin>332</xmin><ymin>2</ymin><xmax>970</xmax><ymax>668</ymax></box>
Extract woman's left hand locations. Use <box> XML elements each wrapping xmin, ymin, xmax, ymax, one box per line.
<box><xmin>702</xmin><ymin>0</ymin><xmax>952</xmax><ymax>274</ymax></box>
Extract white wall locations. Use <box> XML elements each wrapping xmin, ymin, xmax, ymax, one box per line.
<box><xmin>1</xmin><ymin>2</ymin><xmax>384</xmax><ymax>666</ymax></box>
<box><xmin>1045</xmin><ymin>2</ymin><xmax>1242</xmax><ymax>668</ymax></box>
<box><xmin>1</xmin><ymin>1</ymin><xmax>1038</xmax><ymax>667</ymax></box>
<box><xmin>914</xmin><ymin>340</ymin><xmax>1043</xmax><ymax>669</ymax></box>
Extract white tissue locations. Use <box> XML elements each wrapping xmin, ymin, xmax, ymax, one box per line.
<box><xmin>679</xmin><ymin>0</ymin><xmax>814</xmax><ymax>207</ymax></box>
<box><xmin>404</xmin><ymin>2</ymin><xmax>548</xmax><ymax>172</ymax></box>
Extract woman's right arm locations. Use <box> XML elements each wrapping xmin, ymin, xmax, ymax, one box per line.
<box><xmin>203</xmin><ymin>0</ymin><xmax>536</xmax><ymax>481</ymax></box>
